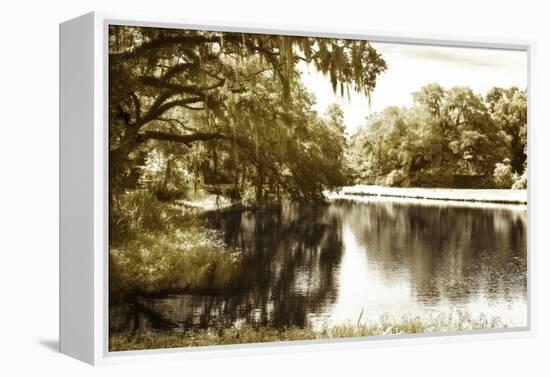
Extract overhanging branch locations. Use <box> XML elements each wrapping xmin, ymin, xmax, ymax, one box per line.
<box><xmin>137</xmin><ymin>131</ymin><xmax>226</xmax><ymax>146</ymax></box>
<box><xmin>136</xmin><ymin>130</ymin><xmax>260</xmax><ymax>159</ymax></box>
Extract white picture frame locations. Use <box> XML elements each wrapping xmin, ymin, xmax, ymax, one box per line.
<box><xmin>59</xmin><ymin>11</ymin><xmax>536</xmax><ymax>365</ymax></box>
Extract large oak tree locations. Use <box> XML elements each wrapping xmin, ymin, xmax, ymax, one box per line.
<box><xmin>109</xmin><ymin>25</ymin><xmax>387</xmax><ymax>202</ymax></box>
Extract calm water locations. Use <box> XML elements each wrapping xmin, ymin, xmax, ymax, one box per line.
<box><xmin>111</xmin><ymin>196</ymin><xmax>528</xmax><ymax>334</ymax></box>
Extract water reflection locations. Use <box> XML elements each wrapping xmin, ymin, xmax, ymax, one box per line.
<box><xmin>110</xmin><ymin>198</ymin><xmax>527</xmax><ymax>335</ymax></box>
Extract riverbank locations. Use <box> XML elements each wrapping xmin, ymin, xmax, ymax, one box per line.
<box><xmin>110</xmin><ymin>312</ymin><xmax>505</xmax><ymax>351</ymax></box>
<box><xmin>338</xmin><ymin>185</ymin><xmax>527</xmax><ymax>205</ymax></box>
<box><xmin>109</xmin><ymin>191</ymin><xmax>244</xmax><ymax>295</ymax></box>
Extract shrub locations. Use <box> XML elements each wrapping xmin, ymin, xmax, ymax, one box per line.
<box><xmin>385</xmin><ymin>169</ymin><xmax>406</xmax><ymax>187</ymax></box>
<box><xmin>374</xmin><ymin>176</ymin><xmax>387</xmax><ymax>186</ymax></box>
<box><xmin>109</xmin><ymin>228</ymin><xmax>242</xmax><ymax>294</ymax></box>
<box><xmin>493</xmin><ymin>160</ymin><xmax>515</xmax><ymax>188</ymax></box>
<box><xmin>512</xmin><ymin>171</ymin><xmax>527</xmax><ymax>189</ymax></box>
<box><xmin>110</xmin><ymin>190</ymin><xmax>173</xmax><ymax>243</ymax></box>
<box><xmin>410</xmin><ymin>169</ymin><xmax>453</xmax><ymax>188</ymax></box>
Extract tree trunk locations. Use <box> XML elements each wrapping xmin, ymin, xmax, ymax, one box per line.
<box><xmin>255</xmin><ymin>169</ymin><xmax>264</xmax><ymax>206</ymax></box>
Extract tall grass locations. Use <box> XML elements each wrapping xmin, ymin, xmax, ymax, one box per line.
<box><xmin>109</xmin><ymin>189</ymin><xmax>242</xmax><ymax>295</ymax></box>
<box><xmin>110</xmin><ymin>311</ymin><xmax>506</xmax><ymax>351</ymax></box>
<box><xmin>110</xmin><ymin>228</ymin><xmax>242</xmax><ymax>294</ymax></box>
<box><xmin>110</xmin><ymin>190</ymin><xmax>175</xmax><ymax>244</ymax></box>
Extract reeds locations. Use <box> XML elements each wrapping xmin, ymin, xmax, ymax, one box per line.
<box><xmin>110</xmin><ymin>311</ymin><xmax>507</xmax><ymax>351</ymax></box>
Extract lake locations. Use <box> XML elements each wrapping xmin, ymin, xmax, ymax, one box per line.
<box><xmin>110</xmin><ymin>196</ymin><xmax>528</xmax><ymax>335</ymax></box>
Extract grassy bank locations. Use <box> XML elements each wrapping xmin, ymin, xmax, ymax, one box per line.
<box><xmin>110</xmin><ymin>228</ymin><xmax>242</xmax><ymax>294</ymax></box>
<box><xmin>110</xmin><ymin>190</ymin><xmax>243</xmax><ymax>295</ymax></box>
<box><xmin>110</xmin><ymin>312</ymin><xmax>506</xmax><ymax>351</ymax></box>
<box><xmin>338</xmin><ymin>185</ymin><xmax>527</xmax><ymax>205</ymax></box>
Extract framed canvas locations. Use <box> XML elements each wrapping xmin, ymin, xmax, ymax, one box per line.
<box><xmin>59</xmin><ymin>12</ymin><xmax>535</xmax><ymax>365</ymax></box>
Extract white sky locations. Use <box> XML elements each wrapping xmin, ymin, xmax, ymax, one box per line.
<box><xmin>299</xmin><ymin>42</ymin><xmax>527</xmax><ymax>134</ymax></box>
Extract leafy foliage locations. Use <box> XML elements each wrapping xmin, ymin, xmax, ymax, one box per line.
<box><xmin>349</xmin><ymin>84</ymin><xmax>527</xmax><ymax>188</ymax></box>
<box><xmin>486</xmin><ymin>87</ymin><xmax>527</xmax><ymax>173</ymax></box>
<box><xmin>110</xmin><ymin>227</ymin><xmax>242</xmax><ymax>295</ymax></box>
<box><xmin>512</xmin><ymin>171</ymin><xmax>527</xmax><ymax>190</ymax></box>
<box><xmin>493</xmin><ymin>159</ymin><xmax>515</xmax><ymax>189</ymax></box>
<box><xmin>109</xmin><ymin>25</ymin><xmax>387</xmax><ymax>204</ymax></box>
<box><xmin>109</xmin><ymin>190</ymin><xmax>174</xmax><ymax>243</ymax></box>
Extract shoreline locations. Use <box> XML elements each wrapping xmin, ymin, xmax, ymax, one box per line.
<box><xmin>338</xmin><ymin>185</ymin><xmax>527</xmax><ymax>205</ymax></box>
<box><xmin>109</xmin><ymin>312</ymin><xmax>507</xmax><ymax>351</ymax></box>
<box><xmin>174</xmin><ymin>185</ymin><xmax>528</xmax><ymax>216</ymax></box>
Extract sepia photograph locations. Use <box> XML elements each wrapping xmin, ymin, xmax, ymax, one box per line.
<box><xmin>107</xmin><ymin>25</ymin><xmax>528</xmax><ymax>352</ymax></box>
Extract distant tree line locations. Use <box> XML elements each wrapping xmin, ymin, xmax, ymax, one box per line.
<box><xmin>348</xmin><ymin>84</ymin><xmax>527</xmax><ymax>189</ymax></box>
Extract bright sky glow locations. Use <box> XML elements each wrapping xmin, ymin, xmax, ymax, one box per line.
<box><xmin>299</xmin><ymin>42</ymin><xmax>528</xmax><ymax>134</ymax></box>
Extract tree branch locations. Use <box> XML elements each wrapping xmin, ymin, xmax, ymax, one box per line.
<box><xmin>137</xmin><ymin>131</ymin><xmax>226</xmax><ymax>146</ymax></box>
<box><xmin>139</xmin><ymin>76</ymin><xmax>225</xmax><ymax>95</ymax></box>
<box><xmin>130</xmin><ymin>92</ymin><xmax>141</xmax><ymax>122</ymax></box>
<box><xmin>110</xmin><ymin>34</ymin><xmax>243</xmax><ymax>61</ymax></box>
<box><xmin>139</xmin><ymin>97</ymin><xmax>205</xmax><ymax>126</ymax></box>
<box><xmin>136</xmin><ymin>130</ymin><xmax>259</xmax><ymax>156</ymax></box>
<box><xmin>157</xmin><ymin>118</ymin><xmax>200</xmax><ymax>132</ymax></box>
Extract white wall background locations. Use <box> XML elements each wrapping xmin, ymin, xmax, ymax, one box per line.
<box><xmin>0</xmin><ymin>0</ymin><xmax>547</xmax><ymax>375</ymax></box>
